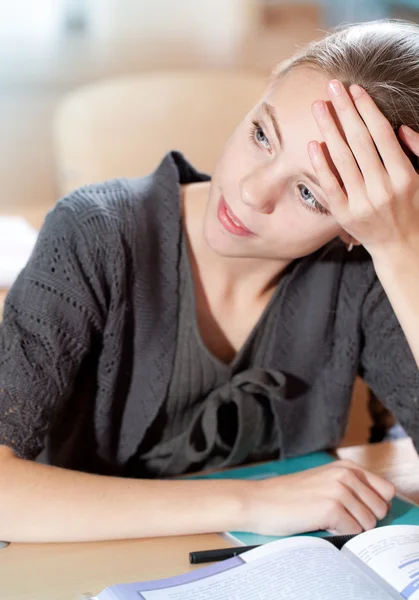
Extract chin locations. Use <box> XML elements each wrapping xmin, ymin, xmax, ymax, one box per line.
<box><xmin>203</xmin><ymin>225</ymin><xmax>235</xmax><ymax>256</ymax></box>
<box><xmin>202</xmin><ymin>221</ymin><xmax>242</xmax><ymax>258</ymax></box>
<box><xmin>204</xmin><ymin>225</ymin><xmax>270</xmax><ymax>260</ymax></box>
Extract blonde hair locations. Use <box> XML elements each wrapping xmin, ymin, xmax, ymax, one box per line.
<box><xmin>274</xmin><ymin>19</ymin><xmax>419</xmax><ymax>167</ymax></box>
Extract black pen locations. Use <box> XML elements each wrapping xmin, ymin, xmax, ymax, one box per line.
<box><xmin>189</xmin><ymin>534</ymin><xmax>357</xmax><ymax>564</ymax></box>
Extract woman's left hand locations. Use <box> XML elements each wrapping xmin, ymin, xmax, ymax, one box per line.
<box><xmin>308</xmin><ymin>79</ymin><xmax>419</xmax><ymax>260</ymax></box>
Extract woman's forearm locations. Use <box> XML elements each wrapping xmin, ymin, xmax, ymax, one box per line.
<box><xmin>373</xmin><ymin>245</ymin><xmax>419</xmax><ymax>368</ymax></box>
<box><xmin>0</xmin><ymin>447</ymin><xmax>397</xmax><ymax>542</ymax></box>
<box><xmin>0</xmin><ymin>447</ymin><xmax>246</xmax><ymax>543</ymax></box>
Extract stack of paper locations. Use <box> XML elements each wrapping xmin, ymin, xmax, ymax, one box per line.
<box><xmin>0</xmin><ymin>216</ymin><xmax>38</xmax><ymax>288</ymax></box>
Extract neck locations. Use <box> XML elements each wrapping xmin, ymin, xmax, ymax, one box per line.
<box><xmin>182</xmin><ymin>182</ymin><xmax>290</xmax><ymax>301</ymax></box>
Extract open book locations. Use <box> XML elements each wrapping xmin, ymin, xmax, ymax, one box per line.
<box><xmin>90</xmin><ymin>524</ymin><xmax>419</xmax><ymax>599</ymax></box>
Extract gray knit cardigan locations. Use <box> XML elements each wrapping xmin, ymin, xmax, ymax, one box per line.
<box><xmin>0</xmin><ymin>151</ymin><xmax>418</xmax><ymax>475</ymax></box>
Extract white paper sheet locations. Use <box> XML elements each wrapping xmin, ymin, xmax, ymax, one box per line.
<box><xmin>0</xmin><ymin>216</ymin><xmax>38</xmax><ymax>287</ymax></box>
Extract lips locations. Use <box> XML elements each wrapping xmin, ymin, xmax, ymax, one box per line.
<box><xmin>217</xmin><ymin>196</ymin><xmax>254</xmax><ymax>237</ymax></box>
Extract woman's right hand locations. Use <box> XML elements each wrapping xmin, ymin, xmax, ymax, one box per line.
<box><xmin>240</xmin><ymin>459</ymin><xmax>396</xmax><ymax>537</ymax></box>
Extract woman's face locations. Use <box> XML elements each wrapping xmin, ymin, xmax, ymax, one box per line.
<box><xmin>204</xmin><ymin>66</ymin><xmax>349</xmax><ymax>261</ymax></box>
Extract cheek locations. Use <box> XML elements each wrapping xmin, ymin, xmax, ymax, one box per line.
<box><xmin>269</xmin><ymin>203</ymin><xmax>341</xmax><ymax>247</ymax></box>
<box><xmin>214</xmin><ymin>127</ymin><xmax>254</xmax><ymax>184</ymax></box>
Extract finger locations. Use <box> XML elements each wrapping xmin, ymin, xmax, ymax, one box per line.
<box><xmin>355</xmin><ymin>469</ymin><xmax>396</xmax><ymax>505</ymax></box>
<box><xmin>340</xmin><ymin>470</ymin><xmax>390</xmax><ymax>522</ymax></box>
<box><xmin>398</xmin><ymin>125</ymin><xmax>419</xmax><ymax>169</ymax></box>
<box><xmin>399</xmin><ymin>125</ymin><xmax>419</xmax><ymax>154</ymax></box>
<box><xmin>349</xmin><ymin>84</ymin><xmax>413</xmax><ymax>181</ymax></box>
<box><xmin>327</xmin><ymin>80</ymin><xmax>389</xmax><ymax>197</ymax></box>
<box><xmin>335</xmin><ymin>486</ymin><xmax>377</xmax><ymax>532</ymax></box>
<box><xmin>308</xmin><ymin>140</ymin><xmax>348</xmax><ymax>222</ymax></box>
<box><xmin>311</xmin><ymin>98</ymin><xmax>367</xmax><ymax>207</ymax></box>
<box><xmin>339</xmin><ymin>460</ymin><xmax>396</xmax><ymax>503</ymax></box>
<box><xmin>324</xmin><ymin>501</ymin><xmax>364</xmax><ymax>535</ymax></box>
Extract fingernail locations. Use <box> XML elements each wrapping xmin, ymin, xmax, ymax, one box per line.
<box><xmin>313</xmin><ymin>101</ymin><xmax>326</xmax><ymax>117</ymax></box>
<box><xmin>328</xmin><ymin>80</ymin><xmax>343</xmax><ymax>97</ymax></box>
<box><xmin>402</xmin><ymin>125</ymin><xmax>416</xmax><ymax>139</ymax></box>
<box><xmin>308</xmin><ymin>141</ymin><xmax>320</xmax><ymax>163</ymax></box>
<box><xmin>350</xmin><ymin>84</ymin><xmax>365</xmax><ymax>99</ymax></box>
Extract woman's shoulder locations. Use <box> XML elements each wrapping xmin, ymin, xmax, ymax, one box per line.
<box><xmin>51</xmin><ymin>151</ymin><xmax>208</xmax><ymax>243</ymax></box>
<box><xmin>54</xmin><ymin>173</ymin><xmax>164</xmax><ymax>236</ymax></box>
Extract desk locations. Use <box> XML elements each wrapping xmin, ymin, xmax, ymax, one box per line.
<box><xmin>0</xmin><ymin>438</ymin><xmax>418</xmax><ymax>600</ymax></box>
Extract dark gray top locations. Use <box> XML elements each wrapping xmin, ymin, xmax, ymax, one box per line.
<box><xmin>0</xmin><ymin>151</ymin><xmax>418</xmax><ymax>478</ymax></box>
<box><xmin>135</xmin><ymin>233</ymin><xmax>282</xmax><ymax>476</ymax></box>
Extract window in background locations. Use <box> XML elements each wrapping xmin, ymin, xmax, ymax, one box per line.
<box><xmin>0</xmin><ymin>0</ymin><xmax>69</xmax><ymax>42</ymax></box>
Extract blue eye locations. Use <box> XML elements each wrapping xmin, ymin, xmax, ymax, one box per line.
<box><xmin>255</xmin><ymin>126</ymin><xmax>269</xmax><ymax>148</ymax></box>
<box><xmin>299</xmin><ymin>184</ymin><xmax>316</xmax><ymax>206</ymax></box>
<box><xmin>297</xmin><ymin>184</ymin><xmax>328</xmax><ymax>216</ymax></box>
<box><xmin>250</xmin><ymin>120</ymin><xmax>271</xmax><ymax>150</ymax></box>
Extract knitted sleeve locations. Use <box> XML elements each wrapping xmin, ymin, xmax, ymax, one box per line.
<box><xmin>359</xmin><ymin>276</ymin><xmax>419</xmax><ymax>449</ymax></box>
<box><xmin>0</xmin><ymin>203</ymin><xmax>105</xmax><ymax>459</ymax></box>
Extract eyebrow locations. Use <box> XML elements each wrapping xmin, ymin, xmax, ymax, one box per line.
<box><xmin>261</xmin><ymin>101</ymin><xmax>323</xmax><ymax>191</ymax></box>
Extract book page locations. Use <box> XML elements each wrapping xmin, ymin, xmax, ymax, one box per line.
<box><xmin>343</xmin><ymin>525</ymin><xmax>419</xmax><ymax>599</ymax></box>
<box><xmin>133</xmin><ymin>538</ymin><xmax>394</xmax><ymax>600</ymax></box>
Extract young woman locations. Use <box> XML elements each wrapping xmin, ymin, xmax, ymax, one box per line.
<box><xmin>0</xmin><ymin>18</ymin><xmax>418</xmax><ymax>543</ymax></box>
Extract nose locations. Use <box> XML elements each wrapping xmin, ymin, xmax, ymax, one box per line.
<box><xmin>241</xmin><ymin>187</ymin><xmax>275</xmax><ymax>215</ymax></box>
<box><xmin>240</xmin><ymin>171</ymin><xmax>279</xmax><ymax>215</ymax></box>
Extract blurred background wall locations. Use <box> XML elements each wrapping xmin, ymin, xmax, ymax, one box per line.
<box><xmin>0</xmin><ymin>0</ymin><xmax>305</xmax><ymax>219</ymax></box>
<box><xmin>2</xmin><ymin>0</ymin><xmax>418</xmax><ymax>217</ymax></box>
<box><xmin>2</xmin><ymin>0</ymin><xmax>419</xmax><ymax>219</ymax></box>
